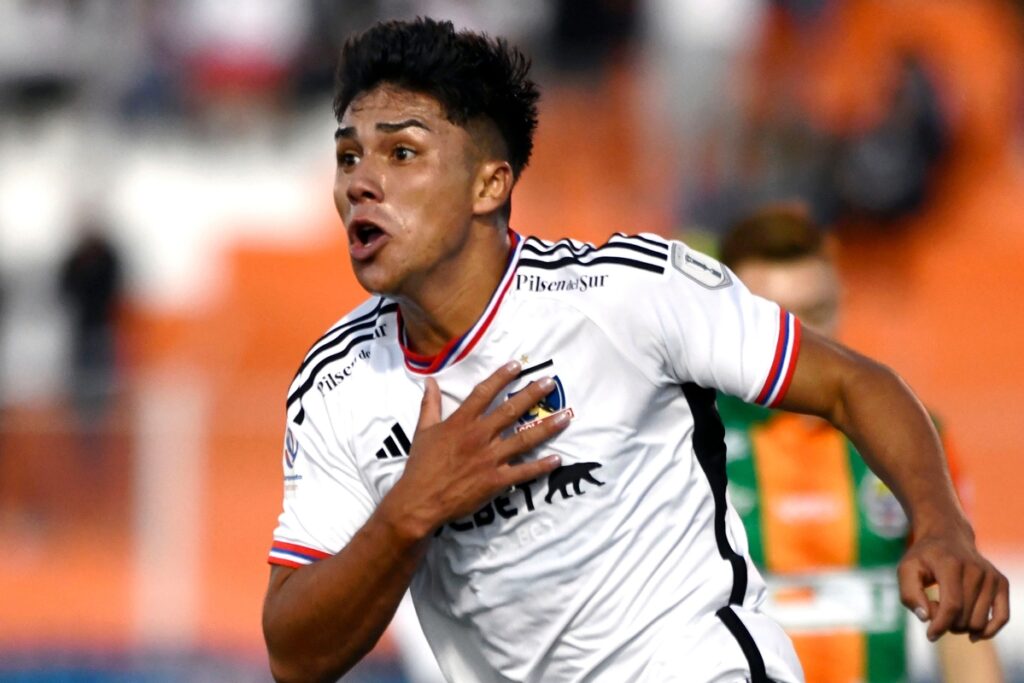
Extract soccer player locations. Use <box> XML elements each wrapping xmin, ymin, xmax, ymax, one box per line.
<box><xmin>261</xmin><ymin>18</ymin><xmax>1009</xmax><ymax>683</ymax></box>
<box><xmin>717</xmin><ymin>207</ymin><xmax>1004</xmax><ymax>683</ymax></box>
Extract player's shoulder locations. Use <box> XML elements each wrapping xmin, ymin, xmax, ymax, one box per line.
<box><xmin>285</xmin><ymin>296</ymin><xmax>397</xmax><ymax>422</ymax></box>
<box><xmin>516</xmin><ymin>232</ymin><xmax>732</xmax><ymax>294</ymax></box>
<box><xmin>518</xmin><ymin>232</ymin><xmax>669</xmax><ymax>277</ymax></box>
<box><xmin>515</xmin><ymin>232</ymin><xmax>669</xmax><ymax>297</ymax></box>
<box><xmin>293</xmin><ymin>296</ymin><xmax>396</xmax><ymax>374</ymax></box>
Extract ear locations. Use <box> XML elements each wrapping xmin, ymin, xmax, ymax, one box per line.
<box><xmin>472</xmin><ymin>161</ymin><xmax>514</xmax><ymax>217</ymax></box>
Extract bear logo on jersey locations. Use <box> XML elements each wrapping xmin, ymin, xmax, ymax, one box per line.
<box><xmin>509</xmin><ymin>375</ymin><xmax>574</xmax><ymax>432</ymax></box>
<box><xmin>545</xmin><ymin>462</ymin><xmax>605</xmax><ymax>503</ymax></box>
<box><xmin>285</xmin><ymin>428</ymin><xmax>299</xmax><ymax>468</ymax></box>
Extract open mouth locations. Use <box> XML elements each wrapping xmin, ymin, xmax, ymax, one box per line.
<box><xmin>355</xmin><ymin>223</ymin><xmax>385</xmax><ymax>246</ymax></box>
<box><xmin>348</xmin><ymin>219</ymin><xmax>391</xmax><ymax>261</ymax></box>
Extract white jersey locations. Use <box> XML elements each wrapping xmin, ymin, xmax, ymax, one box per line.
<box><xmin>269</xmin><ymin>232</ymin><xmax>805</xmax><ymax>683</ymax></box>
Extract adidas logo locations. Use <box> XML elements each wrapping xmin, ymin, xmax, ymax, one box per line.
<box><xmin>375</xmin><ymin>423</ymin><xmax>411</xmax><ymax>460</ymax></box>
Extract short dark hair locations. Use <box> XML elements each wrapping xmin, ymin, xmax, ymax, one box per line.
<box><xmin>333</xmin><ymin>17</ymin><xmax>540</xmax><ymax>179</ymax></box>
<box><xmin>719</xmin><ymin>204</ymin><xmax>828</xmax><ymax>270</ymax></box>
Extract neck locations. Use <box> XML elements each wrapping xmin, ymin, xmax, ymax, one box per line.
<box><xmin>397</xmin><ymin>224</ymin><xmax>511</xmax><ymax>357</ymax></box>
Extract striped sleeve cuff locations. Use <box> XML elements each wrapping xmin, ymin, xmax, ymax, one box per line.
<box><xmin>268</xmin><ymin>540</ymin><xmax>332</xmax><ymax>568</ymax></box>
<box><xmin>753</xmin><ymin>309</ymin><xmax>801</xmax><ymax>408</ymax></box>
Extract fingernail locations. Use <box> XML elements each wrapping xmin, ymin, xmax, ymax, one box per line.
<box><xmin>506</xmin><ymin>360</ymin><xmax>521</xmax><ymax>373</ymax></box>
<box><xmin>914</xmin><ymin>607</ymin><xmax>929</xmax><ymax>623</ymax></box>
<box><xmin>553</xmin><ymin>410</ymin><xmax>571</xmax><ymax>424</ymax></box>
<box><xmin>538</xmin><ymin>376</ymin><xmax>555</xmax><ymax>391</ymax></box>
<box><xmin>548</xmin><ymin>454</ymin><xmax>562</xmax><ymax>466</ymax></box>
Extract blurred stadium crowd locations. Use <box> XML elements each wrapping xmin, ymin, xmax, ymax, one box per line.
<box><xmin>1</xmin><ymin>0</ymin><xmax>1023</xmax><ymax>681</ymax></box>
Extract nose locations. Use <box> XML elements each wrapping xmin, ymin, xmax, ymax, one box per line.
<box><xmin>344</xmin><ymin>161</ymin><xmax>384</xmax><ymax>205</ymax></box>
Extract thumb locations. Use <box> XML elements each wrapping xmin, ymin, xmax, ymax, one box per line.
<box><xmin>416</xmin><ymin>377</ymin><xmax>442</xmax><ymax>433</ymax></box>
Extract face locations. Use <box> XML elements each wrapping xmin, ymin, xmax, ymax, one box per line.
<box><xmin>733</xmin><ymin>256</ymin><xmax>841</xmax><ymax>337</ymax></box>
<box><xmin>334</xmin><ymin>85</ymin><xmax>500</xmax><ymax>296</ymax></box>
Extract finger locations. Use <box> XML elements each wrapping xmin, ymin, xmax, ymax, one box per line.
<box><xmin>954</xmin><ymin>564</ymin><xmax>985</xmax><ymax>632</ymax></box>
<box><xmin>415</xmin><ymin>377</ymin><xmax>442</xmax><ymax>433</ymax></box>
<box><xmin>979</xmin><ymin>573</ymin><xmax>1010</xmax><ymax>640</ymax></box>
<box><xmin>898</xmin><ymin>559</ymin><xmax>934</xmax><ymax>625</ymax></box>
<box><xmin>485</xmin><ymin>376</ymin><xmax>556</xmax><ymax>433</ymax></box>
<box><xmin>494</xmin><ymin>407</ymin><xmax>572</xmax><ymax>463</ymax></box>
<box><xmin>967</xmin><ymin>570</ymin><xmax>999</xmax><ymax>636</ymax></box>
<box><xmin>927</xmin><ymin>560</ymin><xmax>964</xmax><ymax>641</ymax></box>
<box><xmin>457</xmin><ymin>360</ymin><xmax>521</xmax><ymax>418</ymax></box>
<box><xmin>497</xmin><ymin>453</ymin><xmax>562</xmax><ymax>489</ymax></box>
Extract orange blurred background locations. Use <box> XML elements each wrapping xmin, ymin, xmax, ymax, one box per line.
<box><xmin>1</xmin><ymin>1</ymin><xmax>1022</xmax><ymax>681</ymax></box>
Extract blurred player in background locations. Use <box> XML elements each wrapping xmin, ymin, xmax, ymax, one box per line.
<box><xmin>261</xmin><ymin>18</ymin><xmax>1008</xmax><ymax>683</ymax></box>
<box><xmin>717</xmin><ymin>206</ymin><xmax>1004</xmax><ymax>683</ymax></box>
<box><xmin>59</xmin><ymin>221</ymin><xmax>122</xmax><ymax>427</ymax></box>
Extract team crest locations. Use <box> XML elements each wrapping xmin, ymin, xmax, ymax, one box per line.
<box><xmin>285</xmin><ymin>428</ymin><xmax>299</xmax><ymax>468</ymax></box>
<box><xmin>859</xmin><ymin>472</ymin><xmax>908</xmax><ymax>539</ymax></box>
<box><xmin>509</xmin><ymin>375</ymin><xmax>574</xmax><ymax>433</ymax></box>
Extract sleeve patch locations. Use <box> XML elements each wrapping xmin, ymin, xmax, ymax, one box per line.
<box><xmin>670</xmin><ymin>243</ymin><xmax>733</xmax><ymax>290</ymax></box>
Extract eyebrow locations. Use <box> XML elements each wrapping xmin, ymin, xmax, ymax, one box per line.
<box><xmin>335</xmin><ymin>118</ymin><xmax>432</xmax><ymax>140</ymax></box>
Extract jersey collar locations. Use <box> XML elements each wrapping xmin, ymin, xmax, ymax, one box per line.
<box><xmin>398</xmin><ymin>229</ymin><xmax>523</xmax><ymax>375</ymax></box>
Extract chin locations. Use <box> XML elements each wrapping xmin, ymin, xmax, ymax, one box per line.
<box><xmin>352</xmin><ymin>261</ymin><xmax>402</xmax><ymax>297</ymax></box>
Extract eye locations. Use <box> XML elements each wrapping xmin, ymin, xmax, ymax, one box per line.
<box><xmin>337</xmin><ymin>150</ymin><xmax>360</xmax><ymax>169</ymax></box>
<box><xmin>392</xmin><ymin>146</ymin><xmax>416</xmax><ymax>162</ymax></box>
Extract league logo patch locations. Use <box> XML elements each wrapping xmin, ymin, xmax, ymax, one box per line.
<box><xmin>285</xmin><ymin>428</ymin><xmax>299</xmax><ymax>468</ymax></box>
<box><xmin>670</xmin><ymin>242</ymin><xmax>733</xmax><ymax>290</ymax></box>
<box><xmin>508</xmin><ymin>375</ymin><xmax>574</xmax><ymax>432</ymax></box>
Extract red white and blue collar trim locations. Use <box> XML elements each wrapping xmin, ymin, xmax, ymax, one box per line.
<box><xmin>754</xmin><ymin>309</ymin><xmax>802</xmax><ymax>408</ymax></box>
<box><xmin>399</xmin><ymin>230</ymin><xmax>523</xmax><ymax>375</ymax></box>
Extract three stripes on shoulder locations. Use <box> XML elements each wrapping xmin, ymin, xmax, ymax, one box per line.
<box><xmin>519</xmin><ymin>233</ymin><xmax>669</xmax><ymax>275</ymax></box>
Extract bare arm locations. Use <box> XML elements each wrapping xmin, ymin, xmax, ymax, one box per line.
<box><xmin>777</xmin><ymin>329</ymin><xmax>1009</xmax><ymax>641</ymax></box>
<box><xmin>937</xmin><ymin>632</ymin><xmax>1004</xmax><ymax>683</ymax></box>
<box><xmin>262</xmin><ymin>363</ymin><xmax>569</xmax><ymax>683</ymax></box>
<box><xmin>262</xmin><ymin>514</ymin><xmax>428</xmax><ymax>683</ymax></box>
